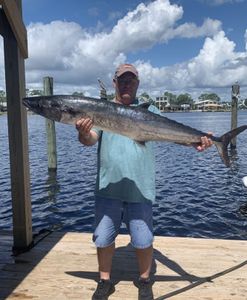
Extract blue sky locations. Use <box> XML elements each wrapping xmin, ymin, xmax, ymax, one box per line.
<box><xmin>1</xmin><ymin>0</ymin><xmax>247</xmax><ymax>100</ymax></box>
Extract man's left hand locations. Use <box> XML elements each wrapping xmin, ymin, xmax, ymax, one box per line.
<box><xmin>194</xmin><ymin>132</ymin><xmax>213</xmax><ymax>152</ymax></box>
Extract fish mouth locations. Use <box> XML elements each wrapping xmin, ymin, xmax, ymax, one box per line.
<box><xmin>23</xmin><ymin>97</ymin><xmax>40</xmax><ymax>112</ymax></box>
<box><xmin>23</xmin><ymin>97</ymin><xmax>31</xmax><ymax>109</ymax></box>
<box><xmin>22</xmin><ymin>96</ymin><xmax>62</xmax><ymax>122</ymax></box>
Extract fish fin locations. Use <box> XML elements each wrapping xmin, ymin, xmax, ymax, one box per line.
<box><xmin>134</xmin><ymin>140</ymin><xmax>146</xmax><ymax>146</ymax></box>
<box><xmin>215</xmin><ymin>125</ymin><xmax>247</xmax><ymax>167</ymax></box>
<box><xmin>138</xmin><ymin>102</ymin><xmax>151</xmax><ymax>109</ymax></box>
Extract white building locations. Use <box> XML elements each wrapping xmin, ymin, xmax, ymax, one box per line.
<box><xmin>155</xmin><ymin>96</ymin><xmax>170</xmax><ymax>111</ymax></box>
<box><xmin>194</xmin><ymin>99</ymin><xmax>223</xmax><ymax>111</ymax></box>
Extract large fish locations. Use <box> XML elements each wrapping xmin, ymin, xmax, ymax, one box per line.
<box><xmin>23</xmin><ymin>95</ymin><xmax>247</xmax><ymax>167</ymax></box>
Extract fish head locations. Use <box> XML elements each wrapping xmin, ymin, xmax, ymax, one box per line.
<box><xmin>23</xmin><ymin>96</ymin><xmax>62</xmax><ymax>122</ymax></box>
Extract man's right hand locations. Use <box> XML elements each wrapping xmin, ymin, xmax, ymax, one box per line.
<box><xmin>75</xmin><ymin>117</ymin><xmax>99</xmax><ymax>146</ymax></box>
<box><xmin>76</xmin><ymin>117</ymin><xmax>93</xmax><ymax>139</ymax></box>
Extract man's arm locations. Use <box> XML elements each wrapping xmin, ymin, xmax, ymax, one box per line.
<box><xmin>75</xmin><ymin>117</ymin><xmax>99</xmax><ymax>146</ymax></box>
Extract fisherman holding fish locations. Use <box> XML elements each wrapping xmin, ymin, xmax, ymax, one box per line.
<box><xmin>75</xmin><ymin>64</ymin><xmax>213</xmax><ymax>300</ymax></box>
<box><xmin>22</xmin><ymin>63</ymin><xmax>247</xmax><ymax>299</ymax></box>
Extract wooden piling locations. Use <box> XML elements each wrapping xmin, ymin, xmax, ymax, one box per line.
<box><xmin>0</xmin><ymin>0</ymin><xmax>33</xmax><ymax>251</ymax></box>
<box><xmin>43</xmin><ymin>77</ymin><xmax>57</xmax><ymax>171</ymax></box>
<box><xmin>230</xmin><ymin>83</ymin><xmax>240</xmax><ymax>149</ymax></box>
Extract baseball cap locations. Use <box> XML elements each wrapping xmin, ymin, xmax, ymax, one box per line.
<box><xmin>114</xmin><ymin>64</ymin><xmax>139</xmax><ymax>79</ymax></box>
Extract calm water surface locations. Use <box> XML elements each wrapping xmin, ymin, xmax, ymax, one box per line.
<box><xmin>1</xmin><ymin>111</ymin><xmax>247</xmax><ymax>239</ymax></box>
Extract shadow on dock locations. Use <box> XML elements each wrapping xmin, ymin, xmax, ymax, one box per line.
<box><xmin>154</xmin><ymin>259</ymin><xmax>247</xmax><ymax>300</ymax></box>
<box><xmin>67</xmin><ymin>244</ymin><xmax>203</xmax><ymax>284</ymax></box>
<box><xmin>0</xmin><ymin>231</ymin><xmax>66</xmax><ymax>299</ymax></box>
<box><xmin>66</xmin><ymin>243</ymin><xmax>247</xmax><ymax>299</ymax></box>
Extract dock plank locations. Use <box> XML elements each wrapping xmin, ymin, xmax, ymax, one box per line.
<box><xmin>0</xmin><ymin>232</ymin><xmax>246</xmax><ymax>299</ymax></box>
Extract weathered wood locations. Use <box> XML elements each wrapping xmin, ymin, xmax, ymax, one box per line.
<box><xmin>0</xmin><ymin>7</ymin><xmax>4</xmax><ymax>36</ymax></box>
<box><xmin>230</xmin><ymin>83</ymin><xmax>239</xmax><ymax>149</ymax></box>
<box><xmin>0</xmin><ymin>0</ymin><xmax>28</xmax><ymax>58</ymax></box>
<box><xmin>2</xmin><ymin>0</ymin><xmax>33</xmax><ymax>250</ymax></box>
<box><xmin>0</xmin><ymin>232</ymin><xmax>247</xmax><ymax>299</ymax></box>
<box><xmin>43</xmin><ymin>77</ymin><xmax>57</xmax><ymax>171</ymax></box>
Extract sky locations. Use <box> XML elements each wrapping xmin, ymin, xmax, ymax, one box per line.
<box><xmin>1</xmin><ymin>0</ymin><xmax>247</xmax><ymax>101</ymax></box>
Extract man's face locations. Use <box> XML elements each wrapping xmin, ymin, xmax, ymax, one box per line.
<box><xmin>114</xmin><ymin>72</ymin><xmax>139</xmax><ymax>105</ymax></box>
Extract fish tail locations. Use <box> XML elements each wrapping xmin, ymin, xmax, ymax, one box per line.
<box><xmin>214</xmin><ymin>125</ymin><xmax>247</xmax><ymax>167</ymax></box>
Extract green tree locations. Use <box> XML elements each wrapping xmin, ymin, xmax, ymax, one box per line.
<box><xmin>176</xmin><ymin>93</ymin><xmax>193</xmax><ymax>105</ymax></box>
<box><xmin>148</xmin><ymin>98</ymin><xmax>155</xmax><ymax>105</ymax></box>
<box><xmin>0</xmin><ymin>90</ymin><xmax>6</xmax><ymax>101</ymax></box>
<box><xmin>72</xmin><ymin>91</ymin><xmax>84</xmax><ymax>97</ymax></box>
<box><xmin>139</xmin><ymin>92</ymin><xmax>150</xmax><ymax>100</ymax></box>
<box><xmin>0</xmin><ymin>90</ymin><xmax>6</xmax><ymax>111</ymax></box>
<box><xmin>199</xmin><ymin>93</ymin><xmax>220</xmax><ymax>102</ymax></box>
<box><xmin>164</xmin><ymin>91</ymin><xmax>177</xmax><ymax>104</ymax></box>
<box><xmin>28</xmin><ymin>89</ymin><xmax>43</xmax><ymax>96</ymax></box>
<box><xmin>139</xmin><ymin>92</ymin><xmax>155</xmax><ymax>104</ymax></box>
<box><xmin>107</xmin><ymin>93</ymin><xmax>115</xmax><ymax>101</ymax></box>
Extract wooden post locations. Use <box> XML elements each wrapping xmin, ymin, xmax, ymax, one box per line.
<box><xmin>1</xmin><ymin>1</ymin><xmax>33</xmax><ymax>251</ymax></box>
<box><xmin>0</xmin><ymin>7</ymin><xmax>4</xmax><ymax>36</ymax></box>
<box><xmin>0</xmin><ymin>0</ymin><xmax>28</xmax><ymax>58</ymax></box>
<box><xmin>43</xmin><ymin>77</ymin><xmax>57</xmax><ymax>171</ymax></box>
<box><xmin>230</xmin><ymin>82</ymin><xmax>240</xmax><ymax>149</ymax></box>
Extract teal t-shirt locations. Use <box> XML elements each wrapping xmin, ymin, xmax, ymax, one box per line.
<box><xmin>93</xmin><ymin>102</ymin><xmax>159</xmax><ymax>203</ymax></box>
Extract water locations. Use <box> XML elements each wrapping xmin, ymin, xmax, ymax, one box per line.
<box><xmin>1</xmin><ymin>111</ymin><xmax>247</xmax><ymax>239</ymax></box>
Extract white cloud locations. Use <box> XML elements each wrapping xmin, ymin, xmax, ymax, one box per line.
<box><xmin>203</xmin><ymin>0</ymin><xmax>244</xmax><ymax>5</ymax></box>
<box><xmin>187</xmin><ymin>31</ymin><xmax>237</xmax><ymax>85</ymax></box>
<box><xmin>24</xmin><ymin>0</ymin><xmax>221</xmax><ymax>94</ymax></box>
<box><xmin>0</xmin><ymin>0</ymin><xmax>246</xmax><ymax>100</ymax></box>
<box><xmin>137</xmin><ymin>31</ymin><xmax>247</xmax><ymax>100</ymax></box>
<box><xmin>132</xmin><ymin>31</ymin><xmax>247</xmax><ymax>102</ymax></box>
<box><xmin>172</xmin><ymin>18</ymin><xmax>221</xmax><ymax>38</ymax></box>
<box><xmin>190</xmin><ymin>31</ymin><xmax>247</xmax><ymax>91</ymax></box>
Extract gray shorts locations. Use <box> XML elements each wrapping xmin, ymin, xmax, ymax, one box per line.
<box><xmin>92</xmin><ymin>196</ymin><xmax>154</xmax><ymax>249</ymax></box>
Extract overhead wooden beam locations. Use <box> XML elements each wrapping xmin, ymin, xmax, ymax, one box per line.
<box><xmin>0</xmin><ymin>7</ymin><xmax>4</xmax><ymax>36</ymax></box>
<box><xmin>2</xmin><ymin>1</ymin><xmax>33</xmax><ymax>251</ymax></box>
<box><xmin>0</xmin><ymin>0</ymin><xmax>28</xmax><ymax>58</ymax></box>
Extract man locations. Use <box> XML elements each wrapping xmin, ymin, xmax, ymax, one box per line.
<box><xmin>76</xmin><ymin>64</ymin><xmax>212</xmax><ymax>300</ymax></box>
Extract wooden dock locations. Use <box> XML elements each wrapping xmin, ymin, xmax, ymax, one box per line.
<box><xmin>0</xmin><ymin>231</ymin><xmax>246</xmax><ymax>300</ymax></box>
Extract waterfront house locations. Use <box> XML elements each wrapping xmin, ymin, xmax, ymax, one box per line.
<box><xmin>194</xmin><ymin>99</ymin><xmax>224</xmax><ymax>112</ymax></box>
<box><xmin>155</xmin><ymin>96</ymin><xmax>170</xmax><ymax>111</ymax></box>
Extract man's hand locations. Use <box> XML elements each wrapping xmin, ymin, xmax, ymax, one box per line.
<box><xmin>194</xmin><ymin>132</ymin><xmax>213</xmax><ymax>152</ymax></box>
<box><xmin>76</xmin><ymin>117</ymin><xmax>93</xmax><ymax>139</ymax></box>
<box><xmin>75</xmin><ymin>117</ymin><xmax>98</xmax><ymax>146</ymax></box>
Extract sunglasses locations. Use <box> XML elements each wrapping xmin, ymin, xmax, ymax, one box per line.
<box><xmin>116</xmin><ymin>77</ymin><xmax>139</xmax><ymax>85</ymax></box>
